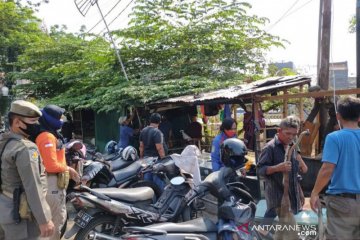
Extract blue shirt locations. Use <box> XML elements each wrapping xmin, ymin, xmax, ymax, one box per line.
<box><xmin>322</xmin><ymin>128</ymin><xmax>360</xmax><ymax>194</ymax></box>
<box><xmin>118</xmin><ymin>125</ymin><xmax>134</xmax><ymax>149</ymax></box>
<box><xmin>211</xmin><ymin>132</ymin><xmax>230</xmax><ymax>171</ymax></box>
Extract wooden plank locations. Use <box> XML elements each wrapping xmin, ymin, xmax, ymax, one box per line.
<box><xmin>299</xmin><ymin>85</ymin><xmax>304</xmax><ymax>121</ymax></box>
<box><xmin>256</xmin><ymin>88</ymin><xmax>360</xmax><ymax>101</ymax></box>
<box><xmin>283</xmin><ymin>89</ymin><xmax>288</xmax><ymax>118</ymax></box>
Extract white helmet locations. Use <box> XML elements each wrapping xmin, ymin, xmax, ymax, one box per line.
<box><xmin>121</xmin><ymin>146</ymin><xmax>138</xmax><ymax>161</ymax></box>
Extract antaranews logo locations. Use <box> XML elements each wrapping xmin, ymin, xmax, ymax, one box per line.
<box><xmin>251</xmin><ymin>224</ymin><xmax>318</xmax><ymax>237</ymax></box>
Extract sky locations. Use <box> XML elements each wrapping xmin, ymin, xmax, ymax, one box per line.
<box><xmin>36</xmin><ymin>0</ymin><xmax>357</xmax><ymax>76</ymax></box>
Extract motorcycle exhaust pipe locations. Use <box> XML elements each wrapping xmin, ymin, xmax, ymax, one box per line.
<box><xmin>88</xmin><ymin>231</ymin><xmax>119</xmax><ymax>240</ymax></box>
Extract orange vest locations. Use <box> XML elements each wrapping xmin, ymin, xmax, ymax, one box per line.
<box><xmin>36</xmin><ymin>132</ymin><xmax>67</xmax><ymax>173</ymax></box>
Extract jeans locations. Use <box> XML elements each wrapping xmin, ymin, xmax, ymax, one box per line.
<box><xmin>143</xmin><ymin>172</ymin><xmax>166</xmax><ymax>190</ymax></box>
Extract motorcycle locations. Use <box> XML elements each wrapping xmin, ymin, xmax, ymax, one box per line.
<box><xmin>64</xmin><ymin>156</ymin><xmax>197</xmax><ymax>240</ymax></box>
<box><xmin>65</xmin><ymin>141</ymin><xmax>163</xmax><ymax>198</ymax></box>
<box><xmin>89</xmin><ymin>167</ymin><xmax>260</xmax><ymax>240</ymax></box>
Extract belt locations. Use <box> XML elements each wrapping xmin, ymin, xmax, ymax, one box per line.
<box><xmin>333</xmin><ymin>193</ymin><xmax>358</xmax><ymax>199</ymax></box>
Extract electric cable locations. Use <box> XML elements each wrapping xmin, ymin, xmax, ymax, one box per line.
<box><xmin>266</xmin><ymin>0</ymin><xmax>301</xmax><ymax>31</ymax></box>
<box><xmin>97</xmin><ymin>0</ymin><xmax>135</xmax><ymax>35</ymax></box>
<box><xmin>86</xmin><ymin>0</ymin><xmax>123</xmax><ymax>34</ymax></box>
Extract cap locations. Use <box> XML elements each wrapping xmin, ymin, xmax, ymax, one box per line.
<box><xmin>43</xmin><ymin>104</ymin><xmax>65</xmax><ymax>120</ymax></box>
<box><xmin>10</xmin><ymin>100</ymin><xmax>42</xmax><ymax>118</ymax></box>
<box><xmin>118</xmin><ymin>116</ymin><xmax>127</xmax><ymax>124</ymax></box>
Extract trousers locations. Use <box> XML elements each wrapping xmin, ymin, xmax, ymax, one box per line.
<box><xmin>40</xmin><ymin>175</ymin><xmax>67</xmax><ymax>240</ymax></box>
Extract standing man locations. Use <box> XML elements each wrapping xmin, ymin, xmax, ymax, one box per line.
<box><xmin>139</xmin><ymin>113</ymin><xmax>166</xmax><ymax>159</ymax></box>
<box><xmin>257</xmin><ymin>116</ymin><xmax>307</xmax><ymax>238</ymax></box>
<box><xmin>139</xmin><ymin>113</ymin><xmax>166</xmax><ymax>189</ymax></box>
<box><xmin>159</xmin><ymin>114</ymin><xmax>173</xmax><ymax>149</ymax></box>
<box><xmin>35</xmin><ymin>105</ymin><xmax>79</xmax><ymax>240</ymax></box>
<box><xmin>0</xmin><ymin>100</ymin><xmax>54</xmax><ymax>240</ymax></box>
<box><xmin>310</xmin><ymin>96</ymin><xmax>360</xmax><ymax>240</ymax></box>
<box><xmin>118</xmin><ymin>110</ymin><xmax>136</xmax><ymax>149</ymax></box>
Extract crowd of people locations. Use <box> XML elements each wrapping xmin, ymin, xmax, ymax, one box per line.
<box><xmin>0</xmin><ymin>96</ymin><xmax>359</xmax><ymax>240</ymax></box>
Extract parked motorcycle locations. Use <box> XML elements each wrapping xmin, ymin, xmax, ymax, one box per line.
<box><xmin>89</xmin><ymin>167</ymin><xmax>260</xmax><ymax>240</ymax></box>
<box><xmin>64</xmin><ymin>156</ymin><xmax>196</xmax><ymax>240</ymax></box>
<box><xmin>65</xmin><ymin>141</ymin><xmax>163</xmax><ymax>197</ymax></box>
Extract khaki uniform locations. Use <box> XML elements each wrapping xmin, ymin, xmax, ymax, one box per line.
<box><xmin>0</xmin><ymin>132</ymin><xmax>52</xmax><ymax>240</ymax></box>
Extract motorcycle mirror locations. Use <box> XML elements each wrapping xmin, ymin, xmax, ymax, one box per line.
<box><xmin>170</xmin><ymin>176</ymin><xmax>185</xmax><ymax>185</ymax></box>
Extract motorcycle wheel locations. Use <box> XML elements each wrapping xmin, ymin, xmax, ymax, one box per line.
<box><xmin>130</xmin><ymin>180</ymin><xmax>163</xmax><ymax>200</ymax></box>
<box><xmin>74</xmin><ymin>215</ymin><xmax>123</xmax><ymax>240</ymax></box>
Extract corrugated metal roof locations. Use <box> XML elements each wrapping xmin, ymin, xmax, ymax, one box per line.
<box><xmin>150</xmin><ymin>75</ymin><xmax>311</xmax><ymax>106</ymax></box>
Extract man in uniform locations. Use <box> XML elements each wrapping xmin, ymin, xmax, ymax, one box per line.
<box><xmin>0</xmin><ymin>100</ymin><xmax>54</xmax><ymax>240</ymax></box>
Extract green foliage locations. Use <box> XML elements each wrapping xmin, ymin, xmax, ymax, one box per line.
<box><xmin>116</xmin><ymin>0</ymin><xmax>284</xmax><ymax>81</ymax></box>
<box><xmin>267</xmin><ymin>64</ymin><xmax>297</xmax><ymax>76</ymax></box>
<box><xmin>0</xmin><ymin>1</ymin><xmax>44</xmax><ymax>72</ymax></box>
<box><xmin>349</xmin><ymin>15</ymin><xmax>355</xmax><ymax>33</ymax></box>
<box><xmin>12</xmin><ymin>0</ymin><xmax>285</xmax><ymax>112</ymax></box>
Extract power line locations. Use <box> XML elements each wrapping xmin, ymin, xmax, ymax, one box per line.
<box><xmin>266</xmin><ymin>0</ymin><xmax>301</xmax><ymax>31</ymax></box>
<box><xmin>86</xmin><ymin>0</ymin><xmax>124</xmax><ymax>34</ymax></box>
<box><xmin>97</xmin><ymin>0</ymin><xmax>135</xmax><ymax>35</ymax></box>
<box><xmin>282</xmin><ymin>0</ymin><xmax>316</xmax><ymax>20</ymax></box>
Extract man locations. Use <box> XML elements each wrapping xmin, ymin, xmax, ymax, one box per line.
<box><xmin>118</xmin><ymin>110</ymin><xmax>136</xmax><ymax>149</ymax></box>
<box><xmin>257</xmin><ymin>116</ymin><xmax>307</xmax><ymax>238</ymax></box>
<box><xmin>139</xmin><ymin>113</ymin><xmax>166</xmax><ymax>189</ymax></box>
<box><xmin>310</xmin><ymin>96</ymin><xmax>360</xmax><ymax>240</ymax></box>
<box><xmin>0</xmin><ymin>100</ymin><xmax>54</xmax><ymax>240</ymax></box>
<box><xmin>35</xmin><ymin>105</ymin><xmax>79</xmax><ymax>240</ymax></box>
<box><xmin>60</xmin><ymin>112</ymin><xmax>74</xmax><ymax>143</ymax></box>
<box><xmin>159</xmin><ymin>114</ymin><xmax>173</xmax><ymax>149</ymax></box>
<box><xmin>185</xmin><ymin>115</ymin><xmax>202</xmax><ymax>140</ymax></box>
<box><xmin>139</xmin><ymin>113</ymin><xmax>166</xmax><ymax>159</ymax></box>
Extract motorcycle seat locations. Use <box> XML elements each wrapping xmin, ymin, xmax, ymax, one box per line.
<box><xmin>109</xmin><ymin>158</ymin><xmax>133</xmax><ymax>171</ymax></box>
<box><xmin>126</xmin><ymin>217</ymin><xmax>217</xmax><ymax>233</ymax></box>
<box><xmin>112</xmin><ymin>161</ymin><xmax>142</xmax><ymax>182</ymax></box>
<box><xmin>103</xmin><ymin>153</ymin><xmax>120</xmax><ymax>161</ymax></box>
<box><xmin>92</xmin><ymin>187</ymin><xmax>154</xmax><ymax>202</ymax></box>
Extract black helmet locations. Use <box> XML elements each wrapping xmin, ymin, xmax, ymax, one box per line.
<box><xmin>220</xmin><ymin>138</ymin><xmax>247</xmax><ymax>169</ymax></box>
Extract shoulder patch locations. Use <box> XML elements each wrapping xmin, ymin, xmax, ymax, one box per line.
<box><xmin>29</xmin><ymin>148</ymin><xmax>39</xmax><ymax>162</ymax></box>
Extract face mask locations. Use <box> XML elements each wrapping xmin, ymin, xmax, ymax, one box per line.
<box><xmin>224</xmin><ymin>129</ymin><xmax>236</xmax><ymax>138</ymax></box>
<box><xmin>20</xmin><ymin>120</ymin><xmax>41</xmax><ymax>138</ymax></box>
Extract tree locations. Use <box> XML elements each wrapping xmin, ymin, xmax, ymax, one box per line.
<box><xmin>116</xmin><ymin>0</ymin><xmax>284</xmax><ymax>81</ymax></box>
<box><xmin>14</xmin><ymin>0</ymin><xmax>285</xmax><ymax>111</ymax></box>
<box><xmin>16</xmin><ymin>26</ymin><xmax>117</xmax><ymax>101</ymax></box>
<box><xmin>267</xmin><ymin>64</ymin><xmax>297</xmax><ymax>76</ymax></box>
<box><xmin>0</xmin><ymin>1</ymin><xmax>44</xmax><ymax>72</ymax></box>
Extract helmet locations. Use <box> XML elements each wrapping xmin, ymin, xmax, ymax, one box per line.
<box><xmin>220</xmin><ymin>138</ymin><xmax>247</xmax><ymax>169</ymax></box>
<box><xmin>121</xmin><ymin>146</ymin><xmax>138</xmax><ymax>161</ymax></box>
<box><xmin>104</xmin><ymin>140</ymin><xmax>118</xmax><ymax>154</ymax></box>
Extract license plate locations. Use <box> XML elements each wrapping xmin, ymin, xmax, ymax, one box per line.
<box><xmin>74</xmin><ymin>210</ymin><xmax>93</xmax><ymax>228</ymax></box>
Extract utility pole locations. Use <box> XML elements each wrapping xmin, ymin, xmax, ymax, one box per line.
<box><xmin>317</xmin><ymin>0</ymin><xmax>332</xmax><ymax>152</ymax></box>
<box><xmin>357</xmin><ymin>0</ymin><xmax>360</xmax><ymax>97</ymax></box>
